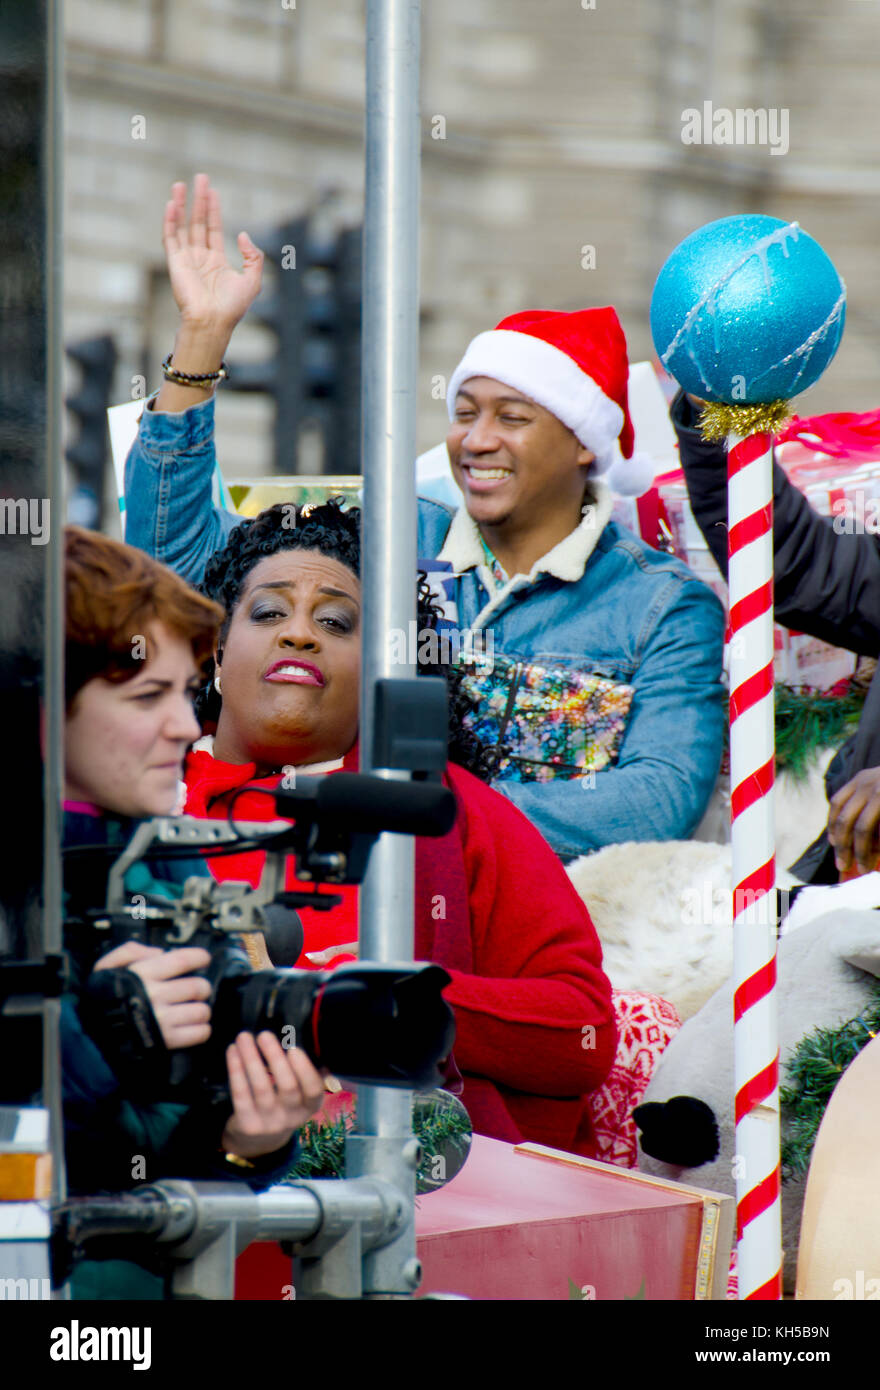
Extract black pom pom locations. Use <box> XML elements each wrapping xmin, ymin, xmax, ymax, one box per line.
<box><xmin>633</xmin><ymin>1095</ymin><xmax>720</xmax><ymax>1167</ymax></box>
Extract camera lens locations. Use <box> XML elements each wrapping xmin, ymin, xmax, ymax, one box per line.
<box><xmin>211</xmin><ymin>962</ymin><xmax>455</xmax><ymax>1090</ymax></box>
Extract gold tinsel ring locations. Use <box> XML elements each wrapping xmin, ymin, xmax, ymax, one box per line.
<box><xmin>697</xmin><ymin>398</ymin><xmax>793</xmax><ymax>443</ymax></box>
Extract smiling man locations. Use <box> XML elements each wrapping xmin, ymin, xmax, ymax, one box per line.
<box><xmin>124</xmin><ymin>178</ymin><xmax>724</xmax><ymax>861</ymax></box>
<box><xmin>413</xmin><ymin>307</ymin><xmax>726</xmax><ymax>859</ymax></box>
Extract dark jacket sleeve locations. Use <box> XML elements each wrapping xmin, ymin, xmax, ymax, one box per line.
<box><xmin>155</xmin><ymin>1091</ymin><xmax>296</xmax><ymax>1191</ymax></box>
<box><xmin>671</xmin><ymin>390</ymin><xmax>880</xmax><ymax>657</ymax></box>
<box><xmin>62</xmin><ymin>993</ymin><xmax>294</xmax><ymax>1194</ymax></box>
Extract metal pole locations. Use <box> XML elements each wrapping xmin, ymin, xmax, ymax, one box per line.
<box><xmin>348</xmin><ymin>0</ymin><xmax>422</xmax><ymax>1298</ymax></box>
<box><xmin>44</xmin><ymin>0</ymin><xmax>67</xmax><ymax>1209</ymax></box>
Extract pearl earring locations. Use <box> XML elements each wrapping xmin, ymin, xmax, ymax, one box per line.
<box><xmin>213</xmin><ymin>671</ymin><xmax>222</xmax><ymax>696</ymax></box>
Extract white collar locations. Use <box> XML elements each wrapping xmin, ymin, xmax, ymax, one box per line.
<box><xmin>437</xmin><ymin>478</ymin><xmax>614</xmax><ymax>585</ymax></box>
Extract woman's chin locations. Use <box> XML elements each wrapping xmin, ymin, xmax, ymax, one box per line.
<box><xmin>248</xmin><ymin>737</ymin><xmax>348</xmax><ymax>773</ymax></box>
<box><xmin>243</xmin><ymin>717</ymin><xmax>349</xmax><ymax>765</ymax></box>
<box><xmin>128</xmin><ymin>772</ymin><xmax>185</xmax><ymax>820</ymax></box>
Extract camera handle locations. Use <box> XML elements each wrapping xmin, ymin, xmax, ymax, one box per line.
<box><xmin>104</xmin><ymin>816</ymin><xmax>362</xmax><ymax>941</ymax></box>
<box><xmin>101</xmin><ymin>818</ymin><xmax>302</xmax><ymax>950</ymax></box>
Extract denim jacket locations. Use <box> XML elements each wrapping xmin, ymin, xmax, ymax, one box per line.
<box><xmin>125</xmin><ymin>398</ymin><xmax>725</xmax><ymax>860</ymax></box>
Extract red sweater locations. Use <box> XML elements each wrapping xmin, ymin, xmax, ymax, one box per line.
<box><xmin>184</xmin><ymin>749</ymin><xmax>616</xmax><ymax>1155</ymax></box>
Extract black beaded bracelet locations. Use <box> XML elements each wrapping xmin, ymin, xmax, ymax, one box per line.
<box><xmin>161</xmin><ymin>352</ymin><xmax>230</xmax><ymax>386</ymax></box>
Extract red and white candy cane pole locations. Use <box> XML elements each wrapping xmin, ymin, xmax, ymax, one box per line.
<box><xmin>727</xmin><ymin>428</ymin><xmax>783</xmax><ymax>1301</ymax></box>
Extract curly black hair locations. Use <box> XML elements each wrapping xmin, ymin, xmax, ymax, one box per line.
<box><xmin>195</xmin><ymin>497</ymin><xmax>498</xmax><ymax>780</ymax></box>
<box><xmin>415</xmin><ymin>574</ymin><xmax>504</xmax><ymax>781</ymax></box>
<box><xmin>203</xmin><ymin>498</ymin><xmax>360</xmax><ymax>645</ymax></box>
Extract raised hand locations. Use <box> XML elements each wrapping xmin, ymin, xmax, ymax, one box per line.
<box><xmin>164</xmin><ymin>173</ymin><xmax>263</xmax><ymax>332</ymax></box>
<box><xmin>153</xmin><ymin>174</ymin><xmax>265</xmax><ymax>412</ymax></box>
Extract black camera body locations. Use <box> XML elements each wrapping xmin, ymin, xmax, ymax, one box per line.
<box><xmin>71</xmin><ymin>774</ymin><xmax>459</xmax><ymax>1100</ymax></box>
<box><xmin>79</xmin><ymin>891</ymin><xmax>453</xmax><ymax>1098</ymax></box>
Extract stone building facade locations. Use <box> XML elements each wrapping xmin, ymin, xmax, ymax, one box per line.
<box><xmin>63</xmin><ymin>0</ymin><xmax>880</xmax><ymax>504</ymax></box>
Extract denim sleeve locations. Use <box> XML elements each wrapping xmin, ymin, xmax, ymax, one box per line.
<box><xmin>125</xmin><ymin>401</ymin><xmax>453</xmax><ymax>590</ymax></box>
<box><xmin>123</xmin><ymin>395</ymin><xmax>242</xmax><ymax>585</ymax></box>
<box><xmin>497</xmin><ymin>579</ymin><xmax>726</xmax><ymax>861</ymax></box>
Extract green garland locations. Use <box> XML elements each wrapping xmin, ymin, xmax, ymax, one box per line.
<box><xmin>413</xmin><ymin>1101</ymin><xmax>474</xmax><ymax>1187</ymax></box>
<box><xmin>283</xmin><ymin>1095</ymin><xmax>473</xmax><ymax>1193</ymax></box>
<box><xmin>719</xmin><ymin>680</ymin><xmax>864</xmax><ymax>781</ymax></box>
<box><xmin>772</xmin><ymin>681</ymin><xmax>865</xmax><ymax>781</ymax></box>
<box><xmin>284</xmin><ymin>1113</ymin><xmax>350</xmax><ymax>1181</ymax></box>
<box><xmin>780</xmin><ymin>980</ymin><xmax>880</xmax><ymax>1182</ymax></box>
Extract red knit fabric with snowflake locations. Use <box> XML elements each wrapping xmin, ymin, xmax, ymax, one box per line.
<box><xmin>589</xmin><ymin>989</ymin><xmax>740</xmax><ymax>1297</ymax></box>
<box><xmin>588</xmin><ymin>988</ymin><xmax>682</xmax><ymax>1169</ymax></box>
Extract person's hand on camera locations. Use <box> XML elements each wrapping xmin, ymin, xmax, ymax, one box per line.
<box><xmin>220</xmin><ymin>1031</ymin><xmax>325</xmax><ymax>1159</ymax></box>
<box><xmin>93</xmin><ymin>941</ymin><xmax>213</xmax><ymax>1049</ymax></box>
<box><xmin>828</xmin><ymin>766</ymin><xmax>880</xmax><ymax>876</ymax></box>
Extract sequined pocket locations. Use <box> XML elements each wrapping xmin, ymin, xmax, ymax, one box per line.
<box><xmin>457</xmin><ymin>651</ymin><xmax>634</xmax><ymax>782</ymax></box>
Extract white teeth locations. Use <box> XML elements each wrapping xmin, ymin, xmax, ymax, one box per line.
<box><xmin>468</xmin><ymin>468</ymin><xmax>511</xmax><ymax>480</ymax></box>
<box><xmin>273</xmin><ymin>664</ymin><xmax>309</xmax><ymax>675</ymax></box>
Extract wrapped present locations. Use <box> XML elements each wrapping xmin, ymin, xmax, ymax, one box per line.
<box><xmin>773</xmin><ymin>626</ymin><xmax>855</xmax><ymax>690</ymax></box>
<box><xmin>415</xmin><ymin>1137</ymin><xmax>734</xmax><ymax>1301</ymax></box>
<box><xmin>775</xmin><ymin>408</ymin><xmax>880</xmax><ymax>467</ymax></box>
<box><xmin>234</xmin><ymin>1135</ymin><xmax>735</xmax><ymax>1301</ymax></box>
<box><xmin>775</xmin><ymin>409</ymin><xmax>880</xmax><ymax>533</ymax></box>
<box><xmin>457</xmin><ymin>650</ymin><xmax>634</xmax><ymax>781</ymax></box>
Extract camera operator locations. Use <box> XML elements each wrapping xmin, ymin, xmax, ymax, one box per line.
<box><xmin>60</xmin><ymin>528</ymin><xmax>325</xmax><ymax>1275</ymax></box>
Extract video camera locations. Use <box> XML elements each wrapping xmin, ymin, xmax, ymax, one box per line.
<box><xmin>65</xmin><ymin>773</ymin><xmax>458</xmax><ymax>1100</ymax></box>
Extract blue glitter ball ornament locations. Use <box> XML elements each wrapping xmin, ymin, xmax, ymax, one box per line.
<box><xmin>650</xmin><ymin>215</ymin><xmax>846</xmax><ymax>404</ymax></box>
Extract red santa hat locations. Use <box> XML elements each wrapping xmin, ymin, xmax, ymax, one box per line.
<box><xmin>446</xmin><ymin>307</ymin><xmax>655</xmax><ymax>497</ymax></box>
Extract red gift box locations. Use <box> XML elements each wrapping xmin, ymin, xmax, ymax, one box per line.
<box><xmin>415</xmin><ymin>1138</ymin><xmax>732</xmax><ymax>1301</ymax></box>
<box><xmin>234</xmin><ymin>1136</ymin><xmax>733</xmax><ymax>1301</ymax></box>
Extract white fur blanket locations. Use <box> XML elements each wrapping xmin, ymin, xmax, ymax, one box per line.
<box><xmin>567</xmin><ymin>841</ymin><xmax>735</xmax><ymax>1022</ymax></box>
<box><xmin>566</xmin><ymin>755</ymin><xmax>834</xmax><ymax>1020</ymax></box>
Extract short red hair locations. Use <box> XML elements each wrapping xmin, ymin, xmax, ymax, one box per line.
<box><xmin>64</xmin><ymin>526</ymin><xmax>224</xmax><ymax>710</ymax></box>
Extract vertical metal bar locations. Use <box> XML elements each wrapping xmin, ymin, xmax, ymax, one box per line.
<box><xmin>360</xmin><ymin>0</ymin><xmax>421</xmax><ymax>758</ymax></box>
<box><xmin>347</xmin><ymin>0</ymin><xmax>422</xmax><ymax>1298</ymax></box>
<box><xmin>43</xmin><ymin>0</ymin><xmax>67</xmax><ymax>1206</ymax></box>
